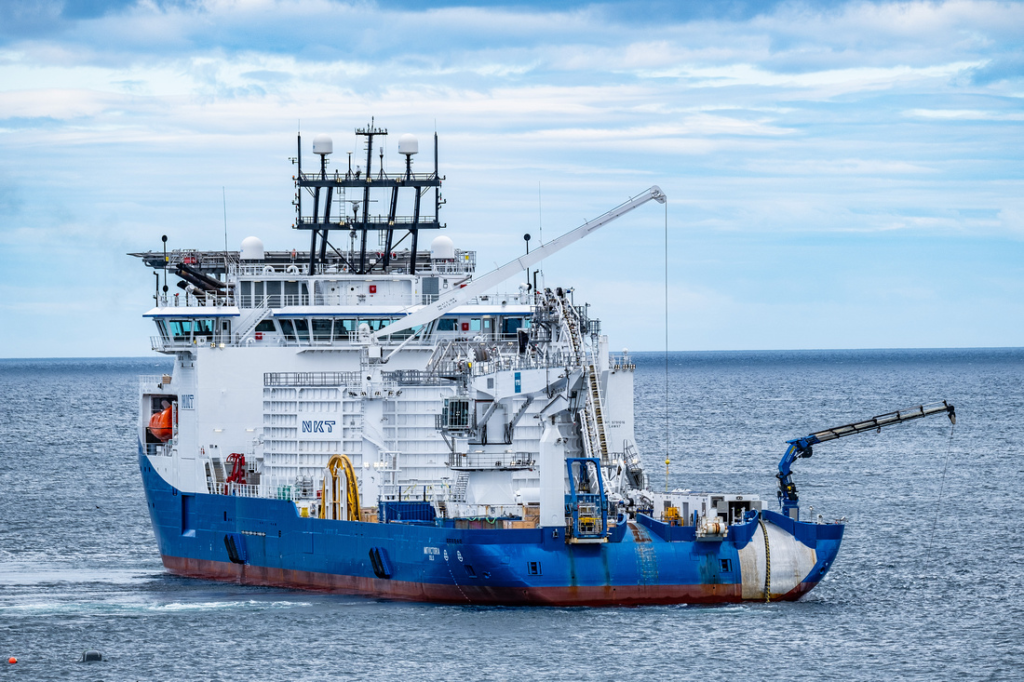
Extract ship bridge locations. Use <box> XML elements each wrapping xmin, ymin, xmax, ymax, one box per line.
<box><xmin>132</xmin><ymin>244</ymin><xmax>547</xmax><ymax>354</ymax></box>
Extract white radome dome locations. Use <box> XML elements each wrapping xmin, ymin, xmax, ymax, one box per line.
<box><xmin>240</xmin><ymin>236</ymin><xmax>265</xmax><ymax>260</ymax></box>
<box><xmin>430</xmin><ymin>235</ymin><xmax>455</xmax><ymax>260</ymax></box>
<box><xmin>312</xmin><ymin>134</ymin><xmax>333</xmax><ymax>155</ymax></box>
<box><xmin>398</xmin><ymin>133</ymin><xmax>419</xmax><ymax>156</ymax></box>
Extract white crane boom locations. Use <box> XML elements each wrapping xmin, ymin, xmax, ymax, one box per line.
<box><xmin>373</xmin><ymin>186</ymin><xmax>667</xmax><ymax>341</ymax></box>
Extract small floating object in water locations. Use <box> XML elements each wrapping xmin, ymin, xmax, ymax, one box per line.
<box><xmin>80</xmin><ymin>650</ymin><xmax>103</xmax><ymax>662</ymax></box>
<box><xmin>7</xmin><ymin>657</ymin><xmax>16</xmax><ymax>664</ymax></box>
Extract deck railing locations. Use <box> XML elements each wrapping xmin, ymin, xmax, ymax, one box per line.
<box><xmin>447</xmin><ymin>451</ymin><xmax>536</xmax><ymax>470</ymax></box>
<box><xmin>264</xmin><ymin>371</ymin><xmax>363</xmax><ymax>387</ymax></box>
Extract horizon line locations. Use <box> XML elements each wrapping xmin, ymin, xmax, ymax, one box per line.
<box><xmin>2</xmin><ymin>345</ymin><xmax>1021</xmax><ymax>361</ymax></box>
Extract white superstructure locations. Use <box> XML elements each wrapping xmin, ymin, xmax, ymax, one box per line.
<box><xmin>134</xmin><ymin>123</ymin><xmax>763</xmax><ymax>536</ymax></box>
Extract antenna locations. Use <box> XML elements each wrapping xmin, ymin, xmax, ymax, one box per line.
<box><xmin>222</xmin><ymin>187</ymin><xmax>228</xmax><ymax>254</ymax></box>
<box><xmin>537</xmin><ymin>182</ymin><xmax>544</xmax><ymax>289</ymax></box>
<box><xmin>161</xmin><ymin>234</ymin><xmax>168</xmax><ymax>303</ymax></box>
<box><xmin>523</xmin><ymin>233</ymin><xmax>531</xmax><ymax>290</ymax></box>
<box><xmin>538</xmin><ymin>182</ymin><xmax>542</xmax><ymax>242</ymax></box>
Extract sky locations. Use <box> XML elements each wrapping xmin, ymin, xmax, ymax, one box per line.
<box><xmin>0</xmin><ymin>0</ymin><xmax>1022</xmax><ymax>357</ymax></box>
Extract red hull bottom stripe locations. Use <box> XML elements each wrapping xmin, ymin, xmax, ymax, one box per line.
<box><xmin>162</xmin><ymin>555</ymin><xmax>815</xmax><ymax>606</ymax></box>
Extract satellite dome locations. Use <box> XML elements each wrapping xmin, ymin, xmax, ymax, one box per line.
<box><xmin>312</xmin><ymin>134</ymin><xmax>333</xmax><ymax>155</ymax></box>
<box><xmin>430</xmin><ymin>235</ymin><xmax>455</xmax><ymax>260</ymax></box>
<box><xmin>398</xmin><ymin>134</ymin><xmax>419</xmax><ymax>156</ymax></box>
<box><xmin>240</xmin><ymin>236</ymin><xmax>265</xmax><ymax>260</ymax></box>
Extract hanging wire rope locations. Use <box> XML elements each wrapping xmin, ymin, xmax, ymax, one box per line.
<box><xmin>927</xmin><ymin>424</ymin><xmax>957</xmax><ymax>551</ymax></box>
<box><xmin>664</xmin><ymin>200</ymin><xmax>670</xmax><ymax>492</ymax></box>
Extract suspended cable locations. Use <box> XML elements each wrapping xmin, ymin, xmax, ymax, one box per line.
<box><xmin>665</xmin><ymin>200</ymin><xmax>670</xmax><ymax>492</ymax></box>
<box><xmin>927</xmin><ymin>424</ymin><xmax>956</xmax><ymax>552</ymax></box>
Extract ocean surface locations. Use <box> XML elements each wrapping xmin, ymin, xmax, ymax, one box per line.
<box><xmin>1</xmin><ymin>349</ymin><xmax>1022</xmax><ymax>681</ymax></box>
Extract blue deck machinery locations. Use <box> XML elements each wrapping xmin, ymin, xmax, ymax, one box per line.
<box><xmin>777</xmin><ymin>401</ymin><xmax>956</xmax><ymax>520</ymax></box>
<box><xmin>565</xmin><ymin>458</ymin><xmax>609</xmax><ymax>543</ymax></box>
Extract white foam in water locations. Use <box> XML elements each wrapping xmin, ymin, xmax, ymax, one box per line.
<box><xmin>149</xmin><ymin>600</ymin><xmax>311</xmax><ymax>612</ymax></box>
<box><xmin>1</xmin><ymin>599</ymin><xmax>312</xmax><ymax>617</ymax></box>
<box><xmin>0</xmin><ymin>564</ymin><xmax>150</xmax><ymax>586</ymax></box>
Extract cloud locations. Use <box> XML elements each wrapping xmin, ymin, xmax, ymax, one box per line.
<box><xmin>0</xmin><ymin>0</ymin><xmax>1022</xmax><ymax>356</ymax></box>
<box><xmin>904</xmin><ymin>108</ymin><xmax>1024</xmax><ymax>121</ymax></box>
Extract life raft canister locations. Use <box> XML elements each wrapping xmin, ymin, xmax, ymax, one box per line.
<box><xmin>148</xmin><ymin>405</ymin><xmax>174</xmax><ymax>442</ymax></box>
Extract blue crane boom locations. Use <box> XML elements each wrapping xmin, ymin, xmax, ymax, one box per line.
<box><xmin>777</xmin><ymin>400</ymin><xmax>956</xmax><ymax>519</ymax></box>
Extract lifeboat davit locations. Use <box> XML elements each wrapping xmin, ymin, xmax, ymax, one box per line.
<box><xmin>148</xmin><ymin>406</ymin><xmax>174</xmax><ymax>442</ymax></box>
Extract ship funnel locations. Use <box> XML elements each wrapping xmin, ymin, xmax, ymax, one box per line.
<box><xmin>312</xmin><ymin>134</ymin><xmax>333</xmax><ymax>156</ymax></box>
<box><xmin>398</xmin><ymin>134</ymin><xmax>419</xmax><ymax>156</ymax></box>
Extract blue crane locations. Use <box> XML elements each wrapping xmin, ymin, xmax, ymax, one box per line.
<box><xmin>777</xmin><ymin>401</ymin><xmax>955</xmax><ymax>520</ymax></box>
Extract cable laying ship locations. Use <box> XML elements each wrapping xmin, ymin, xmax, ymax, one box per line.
<box><xmin>132</xmin><ymin>121</ymin><xmax>953</xmax><ymax>605</ymax></box>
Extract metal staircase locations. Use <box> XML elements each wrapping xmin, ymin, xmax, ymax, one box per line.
<box><xmin>424</xmin><ymin>338</ymin><xmax>456</xmax><ymax>375</ymax></box>
<box><xmin>552</xmin><ymin>292</ymin><xmax>609</xmax><ymax>464</ymax></box>
<box><xmin>234</xmin><ymin>298</ymin><xmax>272</xmax><ymax>344</ymax></box>
<box><xmin>210</xmin><ymin>457</ymin><xmax>226</xmax><ymax>493</ymax></box>
<box><xmin>452</xmin><ymin>472</ymin><xmax>469</xmax><ymax>502</ymax></box>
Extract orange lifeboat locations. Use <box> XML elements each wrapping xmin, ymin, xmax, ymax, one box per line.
<box><xmin>148</xmin><ymin>405</ymin><xmax>174</xmax><ymax>442</ymax></box>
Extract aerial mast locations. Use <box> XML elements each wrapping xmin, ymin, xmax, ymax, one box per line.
<box><xmin>293</xmin><ymin>120</ymin><xmax>443</xmax><ymax>275</ymax></box>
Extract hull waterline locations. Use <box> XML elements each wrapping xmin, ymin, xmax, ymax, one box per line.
<box><xmin>142</xmin><ymin>452</ymin><xmax>843</xmax><ymax>606</ymax></box>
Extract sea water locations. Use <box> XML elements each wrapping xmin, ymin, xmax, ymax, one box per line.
<box><xmin>1</xmin><ymin>350</ymin><xmax>1022</xmax><ymax>680</ymax></box>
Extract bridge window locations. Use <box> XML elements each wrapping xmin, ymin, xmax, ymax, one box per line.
<box><xmin>169</xmin><ymin>320</ymin><xmax>190</xmax><ymax>340</ymax></box>
<box><xmin>470</xmin><ymin>318</ymin><xmax>481</xmax><ymax>332</ymax></box>
<box><xmin>437</xmin><ymin>318</ymin><xmax>457</xmax><ymax>331</ymax></box>
<box><xmin>334</xmin><ymin>319</ymin><xmax>355</xmax><ymax>340</ymax></box>
<box><xmin>279</xmin><ymin>319</ymin><xmax>295</xmax><ymax>341</ymax></box>
<box><xmin>254</xmin><ymin>320</ymin><xmax>276</xmax><ymax>333</ymax></box>
<box><xmin>360</xmin><ymin>319</ymin><xmax>393</xmax><ymax>332</ymax></box>
<box><xmin>312</xmin><ymin>319</ymin><xmax>332</xmax><ymax>341</ymax></box>
<box><xmin>266</xmin><ymin>281</ymin><xmax>282</xmax><ymax>306</ymax></box>
<box><xmin>284</xmin><ymin>281</ymin><xmax>299</xmax><ymax>304</ymax></box>
<box><xmin>293</xmin><ymin>319</ymin><xmax>309</xmax><ymax>341</ymax></box>
<box><xmin>168</xmin><ymin>319</ymin><xmax>215</xmax><ymax>341</ymax></box>
<box><xmin>501</xmin><ymin>317</ymin><xmax>522</xmax><ymax>335</ymax></box>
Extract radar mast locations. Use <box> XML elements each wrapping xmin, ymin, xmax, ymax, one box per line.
<box><xmin>294</xmin><ymin>119</ymin><xmax>444</xmax><ymax>275</ymax></box>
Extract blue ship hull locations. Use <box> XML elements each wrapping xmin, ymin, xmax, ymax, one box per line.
<box><xmin>140</xmin><ymin>452</ymin><xmax>844</xmax><ymax>605</ymax></box>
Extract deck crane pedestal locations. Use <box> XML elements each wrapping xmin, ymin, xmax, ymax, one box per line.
<box><xmin>777</xmin><ymin>401</ymin><xmax>956</xmax><ymax>520</ymax></box>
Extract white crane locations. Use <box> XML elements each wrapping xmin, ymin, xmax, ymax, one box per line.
<box><xmin>373</xmin><ymin>186</ymin><xmax>667</xmax><ymax>342</ymax></box>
